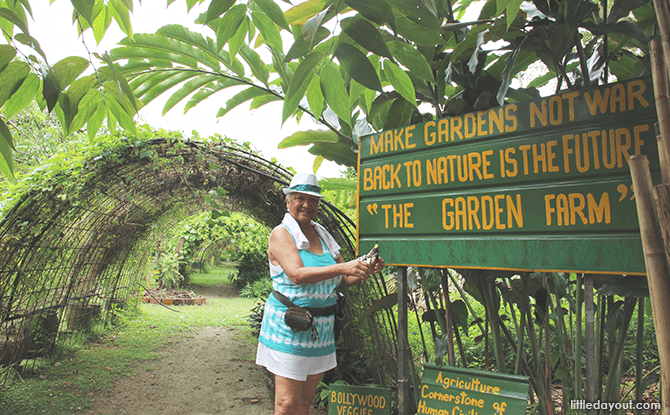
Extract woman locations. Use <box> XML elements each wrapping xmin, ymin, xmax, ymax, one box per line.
<box><xmin>256</xmin><ymin>173</ymin><xmax>384</xmax><ymax>415</ymax></box>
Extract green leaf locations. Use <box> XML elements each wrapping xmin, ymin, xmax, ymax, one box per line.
<box><xmin>86</xmin><ymin>100</ymin><xmax>106</xmax><ymax>140</ymax></box>
<box><xmin>108</xmin><ymin>0</ymin><xmax>133</xmax><ymax>38</ymax></box>
<box><xmin>217</xmin><ymin>87</ymin><xmax>271</xmax><ymax>118</ymax></box>
<box><xmin>343</xmin><ymin>0</ymin><xmax>396</xmax><ymax>32</ymax></box>
<box><xmin>388</xmin><ymin>41</ymin><xmax>434</xmax><ymax>84</ymax></box>
<box><xmin>306</xmin><ymin>74</ymin><xmax>324</xmax><ymax>122</ymax></box>
<box><xmin>283</xmin><ymin>52</ymin><xmax>323</xmax><ymax>124</ymax></box>
<box><xmin>3</xmin><ymin>72</ymin><xmax>39</xmax><ymax>119</ymax></box>
<box><xmin>162</xmin><ymin>74</ymin><xmax>221</xmax><ymax>115</ymax></box>
<box><xmin>0</xmin><ymin>61</ymin><xmax>30</xmax><ymax>109</ymax></box>
<box><xmin>320</xmin><ymin>64</ymin><xmax>351</xmax><ymax>127</ymax></box>
<box><xmin>0</xmin><ymin>7</ymin><xmax>29</xmax><ymax>35</ymax></box>
<box><xmin>0</xmin><ymin>44</ymin><xmax>17</xmax><ymax>71</ymax></box>
<box><xmin>239</xmin><ymin>44</ymin><xmax>269</xmax><ymax>85</ymax></box>
<box><xmin>52</xmin><ymin>56</ymin><xmax>89</xmax><ymax>90</ymax></box>
<box><xmin>383</xmin><ymin>61</ymin><xmax>416</xmax><ymax>106</ymax></box>
<box><xmin>278</xmin><ymin>129</ymin><xmax>339</xmax><ymax>148</ymax></box>
<box><xmin>253</xmin><ymin>0</ymin><xmax>290</xmax><ymax>31</ymax></box>
<box><xmin>285</xmin><ymin>26</ymin><xmax>330</xmax><ymax>61</ymax></box>
<box><xmin>496</xmin><ymin>40</ymin><xmax>523</xmax><ymax>105</ymax></box>
<box><xmin>450</xmin><ymin>299</ymin><xmax>469</xmax><ymax>334</ymax></box>
<box><xmin>185</xmin><ymin>77</ymin><xmax>247</xmax><ymax>112</ymax></box>
<box><xmin>0</xmin><ymin>117</ymin><xmax>14</xmax><ymax>181</ymax></box>
<box><xmin>251</xmin><ymin>10</ymin><xmax>283</xmax><ymax>51</ymax></box>
<box><xmin>92</xmin><ymin>5</ymin><xmax>112</xmax><ymax>44</ymax></box>
<box><xmin>154</xmin><ymin>24</ymin><xmax>225</xmax><ymax>70</ymax></box>
<box><xmin>205</xmin><ymin>0</ymin><xmax>235</xmax><ymax>24</ymax></box>
<box><xmin>334</xmin><ymin>43</ymin><xmax>382</xmax><ymax>92</ymax></box>
<box><xmin>228</xmin><ymin>16</ymin><xmax>248</xmax><ymax>58</ymax></box>
<box><xmin>71</xmin><ymin>0</ymin><xmax>94</xmax><ymax>26</ymax></box>
<box><xmin>383</xmin><ymin>98</ymin><xmax>414</xmax><ymax>129</ymax></box>
<box><xmin>581</xmin><ymin>21</ymin><xmax>651</xmax><ymax>45</ymax></box>
<box><xmin>360</xmin><ymin>293</ymin><xmax>397</xmax><ymax>321</ymax></box>
<box><xmin>285</xmin><ymin>0</ymin><xmax>325</xmax><ymax>25</ymax></box>
<box><xmin>309</xmin><ymin>142</ymin><xmax>357</xmax><ymax>166</ymax></box>
<box><xmin>303</xmin><ymin>6</ymin><xmax>329</xmax><ymax>50</ymax></box>
<box><xmin>564</xmin><ymin>0</ymin><xmax>598</xmax><ymax>32</ymax></box>
<box><xmin>394</xmin><ymin>16</ymin><xmax>446</xmax><ymax>46</ymax></box>
<box><xmin>249</xmin><ymin>93</ymin><xmax>282</xmax><ymax>110</ymax></box>
<box><xmin>341</xmin><ymin>16</ymin><xmax>392</xmax><ymax>59</ymax></box>
<box><xmin>105</xmin><ymin>92</ymin><xmax>136</xmax><ymax>135</ymax></box>
<box><xmin>596</xmin><ymin>276</ymin><xmax>649</xmax><ymax>298</ymax></box>
<box><xmin>69</xmin><ymin>88</ymin><xmax>102</xmax><ymax>133</ymax></box>
<box><xmin>215</xmin><ymin>4</ymin><xmax>247</xmax><ymax>52</ymax></box>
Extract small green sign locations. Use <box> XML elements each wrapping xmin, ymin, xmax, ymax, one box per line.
<box><xmin>328</xmin><ymin>384</ymin><xmax>391</xmax><ymax>415</ymax></box>
<box><xmin>418</xmin><ymin>363</ymin><xmax>529</xmax><ymax>415</ymax></box>
<box><xmin>358</xmin><ymin>76</ymin><xmax>660</xmax><ymax>275</ymax></box>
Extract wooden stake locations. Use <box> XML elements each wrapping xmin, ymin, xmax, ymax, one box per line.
<box><xmin>650</xmin><ymin>38</ymin><xmax>670</xmax><ymax>185</ymax></box>
<box><xmin>629</xmin><ymin>155</ymin><xmax>670</xmax><ymax>415</ymax></box>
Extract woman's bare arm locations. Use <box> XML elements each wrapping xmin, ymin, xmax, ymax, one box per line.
<box><xmin>269</xmin><ymin>226</ymin><xmax>371</xmax><ymax>285</ymax></box>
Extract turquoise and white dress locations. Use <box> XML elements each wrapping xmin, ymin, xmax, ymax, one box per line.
<box><xmin>256</xmin><ymin>214</ymin><xmax>342</xmax><ymax>381</ymax></box>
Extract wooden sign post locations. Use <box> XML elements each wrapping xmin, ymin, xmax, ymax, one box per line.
<box><xmin>417</xmin><ymin>364</ymin><xmax>529</xmax><ymax>415</ymax></box>
<box><xmin>328</xmin><ymin>384</ymin><xmax>392</xmax><ymax>415</ymax></box>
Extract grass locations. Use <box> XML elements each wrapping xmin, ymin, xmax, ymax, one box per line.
<box><xmin>187</xmin><ymin>263</ymin><xmax>237</xmax><ymax>287</ymax></box>
<box><xmin>0</xmin><ymin>266</ymin><xmax>258</xmax><ymax>415</ymax></box>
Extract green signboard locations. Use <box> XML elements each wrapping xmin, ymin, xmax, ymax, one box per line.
<box><xmin>417</xmin><ymin>363</ymin><xmax>529</xmax><ymax>415</ymax></box>
<box><xmin>328</xmin><ymin>383</ymin><xmax>391</xmax><ymax>415</ymax></box>
<box><xmin>358</xmin><ymin>77</ymin><xmax>660</xmax><ymax>274</ymax></box>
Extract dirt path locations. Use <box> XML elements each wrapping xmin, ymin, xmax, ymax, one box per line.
<box><xmin>87</xmin><ymin>284</ymin><xmax>275</xmax><ymax>415</ymax></box>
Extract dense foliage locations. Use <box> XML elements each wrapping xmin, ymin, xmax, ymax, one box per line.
<box><xmin>0</xmin><ymin>0</ymin><xmax>657</xmax><ymax>180</ymax></box>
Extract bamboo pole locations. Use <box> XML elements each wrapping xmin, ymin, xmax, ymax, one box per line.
<box><xmin>575</xmin><ymin>273</ymin><xmax>583</xmax><ymax>402</ymax></box>
<box><xmin>657</xmin><ymin>123</ymin><xmax>670</xmax><ymax>184</ymax></box>
<box><xmin>629</xmin><ymin>155</ymin><xmax>670</xmax><ymax>415</ymax></box>
<box><xmin>584</xmin><ymin>275</ymin><xmax>596</xmax><ymax>415</ymax></box>
<box><xmin>657</xmin><ymin>184</ymin><xmax>670</xmax><ymax>275</ymax></box>
<box><xmin>397</xmin><ymin>266</ymin><xmax>416</xmax><ymax>415</ymax></box>
<box><xmin>650</xmin><ymin>39</ymin><xmax>670</xmax><ymax>184</ymax></box>
<box><xmin>652</xmin><ymin>0</ymin><xmax>670</xmax><ymax>80</ymax></box>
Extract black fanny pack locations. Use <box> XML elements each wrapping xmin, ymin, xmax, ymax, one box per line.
<box><xmin>272</xmin><ymin>291</ymin><xmax>338</xmax><ymax>341</ymax></box>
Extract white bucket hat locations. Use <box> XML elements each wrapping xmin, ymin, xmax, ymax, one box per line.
<box><xmin>283</xmin><ymin>172</ymin><xmax>325</xmax><ymax>199</ymax></box>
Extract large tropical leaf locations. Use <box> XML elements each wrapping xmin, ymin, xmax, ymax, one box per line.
<box><xmin>71</xmin><ymin>0</ymin><xmax>95</xmax><ymax>26</ymax></box>
<box><xmin>162</xmin><ymin>74</ymin><xmax>221</xmax><ymax>115</ymax></box>
<box><xmin>343</xmin><ymin>0</ymin><xmax>396</xmax><ymax>32</ymax></box>
<box><xmin>204</xmin><ymin>0</ymin><xmax>235</xmax><ymax>24</ymax></box>
<box><xmin>215</xmin><ymin>4</ymin><xmax>246</xmax><ymax>52</ymax></box>
<box><xmin>283</xmin><ymin>52</ymin><xmax>324</xmax><ymax>124</ymax></box>
<box><xmin>340</xmin><ymin>16</ymin><xmax>393</xmax><ymax>59</ymax></box>
<box><xmin>334</xmin><ymin>43</ymin><xmax>383</xmax><ymax>92</ymax></box>
<box><xmin>309</xmin><ymin>142</ymin><xmax>357</xmax><ymax>166</ymax></box>
<box><xmin>306</xmin><ymin>74</ymin><xmax>325</xmax><ymax>122</ymax></box>
<box><xmin>383</xmin><ymin>61</ymin><xmax>416</xmax><ymax>106</ymax></box>
<box><xmin>239</xmin><ymin>44</ymin><xmax>269</xmax><ymax>86</ymax></box>
<box><xmin>388</xmin><ymin>41</ymin><xmax>435</xmax><ymax>84</ymax></box>
<box><xmin>52</xmin><ymin>56</ymin><xmax>89</xmax><ymax>91</ymax></box>
<box><xmin>303</xmin><ymin>5</ymin><xmax>330</xmax><ymax>50</ymax></box>
<box><xmin>254</xmin><ymin>0</ymin><xmax>290</xmax><ymax>31</ymax></box>
<box><xmin>184</xmin><ymin>77</ymin><xmax>247</xmax><ymax>112</ymax></box>
<box><xmin>278</xmin><ymin>129</ymin><xmax>339</xmax><ymax>149</ymax></box>
<box><xmin>2</xmin><ymin>72</ymin><xmax>39</xmax><ymax>119</ymax></box>
<box><xmin>251</xmin><ymin>10</ymin><xmax>283</xmax><ymax>51</ymax></box>
<box><xmin>217</xmin><ymin>87</ymin><xmax>274</xmax><ymax>118</ymax></box>
<box><xmin>0</xmin><ymin>61</ymin><xmax>30</xmax><ymax>108</ymax></box>
<box><xmin>0</xmin><ymin>117</ymin><xmax>14</xmax><ymax>180</ymax></box>
<box><xmin>319</xmin><ymin>64</ymin><xmax>351</xmax><ymax>127</ymax></box>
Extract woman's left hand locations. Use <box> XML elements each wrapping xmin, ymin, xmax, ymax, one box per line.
<box><xmin>370</xmin><ymin>256</ymin><xmax>385</xmax><ymax>274</ymax></box>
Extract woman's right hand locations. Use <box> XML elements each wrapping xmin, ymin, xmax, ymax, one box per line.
<box><xmin>342</xmin><ymin>259</ymin><xmax>372</xmax><ymax>280</ymax></box>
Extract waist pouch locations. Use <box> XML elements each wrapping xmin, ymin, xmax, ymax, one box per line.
<box><xmin>272</xmin><ymin>291</ymin><xmax>338</xmax><ymax>341</ymax></box>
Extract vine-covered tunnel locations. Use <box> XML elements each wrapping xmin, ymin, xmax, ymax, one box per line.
<box><xmin>0</xmin><ymin>138</ymin><xmax>396</xmax><ymax>383</ymax></box>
